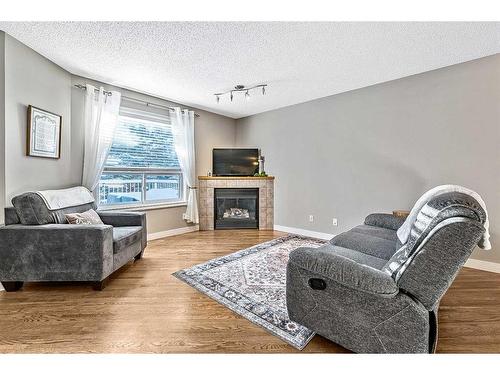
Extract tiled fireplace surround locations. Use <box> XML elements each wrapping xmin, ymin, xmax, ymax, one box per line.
<box><xmin>198</xmin><ymin>176</ymin><xmax>275</xmax><ymax>230</ymax></box>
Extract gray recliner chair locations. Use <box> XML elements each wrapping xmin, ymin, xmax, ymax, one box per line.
<box><xmin>0</xmin><ymin>188</ymin><xmax>147</xmax><ymax>292</ymax></box>
<box><xmin>286</xmin><ymin>191</ymin><xmax>487</xmax><ymax>353</ymax></box>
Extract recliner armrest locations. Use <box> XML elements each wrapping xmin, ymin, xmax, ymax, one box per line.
<box><xmin>288</xmin><ymin>246</ymin><xmax>398</xmax><ymax>297</ymax></box>
<box><xmin>365</xmin><ymin>213</ymin><xmax>405</xmax><ymax>231</ymax></box>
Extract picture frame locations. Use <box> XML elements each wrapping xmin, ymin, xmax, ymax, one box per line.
<box><xmin>27</xmin><ymin>105</ymin><xmax>62</xmax><ymax>159</ymax></box>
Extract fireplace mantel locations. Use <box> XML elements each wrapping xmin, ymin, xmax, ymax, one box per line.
<box><xmin>198</xmin><ymin>176</ymin><xmax>275</xmax><ymax>180</ymax></box>
<box><xmin>198</xmin><ymin>176</ymin><xmax>274</xmax><ymax>230</ymax></box>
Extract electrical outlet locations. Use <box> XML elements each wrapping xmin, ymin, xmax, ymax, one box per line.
<box><xmin>309</xmin><ymin>215</ymin><xmax>314</xmax><ymax>222</ymax></box>
<box><xmin>332</xmin><ymin>218</ymin><xmax>338</xmax><ymax>226</ymax></box>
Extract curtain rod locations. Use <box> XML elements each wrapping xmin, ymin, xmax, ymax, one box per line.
<box><xmin>74</xmin><ymin>84</ymin><xmax>200</xmax><ymax>117</ymax></box>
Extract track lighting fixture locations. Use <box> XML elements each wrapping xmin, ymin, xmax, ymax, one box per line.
<box><xmin>214</xmin><ymin>84</ymin><xmax>267</xmax><ymax>103</ymax></box>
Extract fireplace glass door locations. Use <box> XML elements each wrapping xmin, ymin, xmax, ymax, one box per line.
<box><xmin>214</xmin><ymin>188</ymin><xmax>259</xmax><ymax>229</ymax></box>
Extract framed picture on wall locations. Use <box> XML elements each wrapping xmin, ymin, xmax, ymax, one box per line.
<box><xmin>27</xmin><ymin>105</ymin><xmax>62</xmax><ymax>159</ymax></box>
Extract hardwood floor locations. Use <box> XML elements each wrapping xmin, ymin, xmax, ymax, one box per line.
<box><xmin>0</xmin><ymin>229</ymin><xmax>499</xmax><ymax>353</ymax></box>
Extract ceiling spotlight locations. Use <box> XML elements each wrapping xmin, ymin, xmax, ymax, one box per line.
<box><xmin>214</xmin><ymin>84</ymin><xmax>267</xmax><ymax>104</ymax></box>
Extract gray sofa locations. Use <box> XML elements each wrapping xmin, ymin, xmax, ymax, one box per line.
<box><xmin>0</xmin><ymin>189</ymin><xmax>147</xmax><ymax>292</ymax></box>
<box><xmin>286</xmin><ymin>191</ymin><xmax>487</xmax><ymax>353</ymax></box>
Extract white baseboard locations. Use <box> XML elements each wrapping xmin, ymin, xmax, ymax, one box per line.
<box><xmin>464</xmin><ymin>258</ymin><xmax>500</xmax><ymax>274</ymax></box>
<box><xmin>147</xmin><ymin>225</ymin><xmax>199</xmax><ymax>241</ymax></box>
<box><xmin>274</xmin><ymin>224</ymin><xmax>334</xmax><ymax>240</ymax></box>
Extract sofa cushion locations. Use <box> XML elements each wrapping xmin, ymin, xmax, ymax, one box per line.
<box><xmin>12</xmin><ymin>192</ymin><xmax>96</xmax><ymax>225</ymax></box>
<box><xmin>351</xmin><ymin>224</ymin><xmax>398</xmax><ymax>242</ymax></box>
<box><xmin>330</xmin><ymin>228</ymin><xmax>397</xmax><ymax>260</ymax></box>
<box><xmin>329</xmin><ymin>244</ymin><xmax>389</xmax><ymax>270</ymax></box>
<box><xmin>113</xmin><ymin>226</ymin><xmax>143</xmax><ymax>254</ymax></box>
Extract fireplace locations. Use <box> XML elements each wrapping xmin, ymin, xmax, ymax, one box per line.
<box><xmin>214</xmin><ymin>188</ymin><xmax>259</xmax><ymax>229</ymax></box>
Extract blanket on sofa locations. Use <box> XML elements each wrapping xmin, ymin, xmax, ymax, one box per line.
<box><xmin>397</xmin><ymin>185</ymin><xmax>491</xmax><ymax>250</ymax></box>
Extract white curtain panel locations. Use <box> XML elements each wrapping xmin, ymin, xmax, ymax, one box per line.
<box><xmin>82</xmin><ymin>84</ymin><xmax>121</xmax><ymax>192</ymax></box>
<box><xmin>172</xmin><ymin>107</ymin><xmax>199</xmax><ymax>224</ymax></box>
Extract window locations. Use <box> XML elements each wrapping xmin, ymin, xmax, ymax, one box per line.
<box><xmin>98</xmin><ymin>107</ymin><xmax>184</xmax><ymax>208</ymax></box>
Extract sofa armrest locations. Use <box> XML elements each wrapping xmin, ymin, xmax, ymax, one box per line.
<box><xmin>364</xmin><ymin>213</ymin><xmax>405</xmax><ymax>231</ymax></box>
<box><xmin>0</xmin><ymin>224</ymin><xmax>113</xmax><ymax>281</ymax></box>
<box><xmin>288</xmin><ymin>246</ymin><xmax>398</xmax><ymax>297</ymax></box>
<box><xmin>97</xmin><ymin>211</ymin><xmax>147</xmax><ymax>249</ymax></box>
<box><xmin>97</xmin><ymin>211</ymin><xmax>145</xmax><ymax>227</ymax></box>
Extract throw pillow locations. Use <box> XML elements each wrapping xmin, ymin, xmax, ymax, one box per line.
<box><xmin>65</xmin><ymin>209</ymin><xmax>104</xmax><ymax>225</ymax></box>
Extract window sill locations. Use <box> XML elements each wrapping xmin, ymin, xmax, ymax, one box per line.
<box><xmin>98</xmin><ymin>201</ymin><xmax>188</xmax><ymax>212</ymax></box>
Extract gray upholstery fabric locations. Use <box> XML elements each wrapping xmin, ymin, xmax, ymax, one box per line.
<box><xmin>397</xmin><ymin>218</ymin><xmax>484</xmax><ymax>310</ymax></box>
<box><xmin>113</xmin><ymin>226</ymin><xmax>143</xmax><ymax>254</ymax></box>
<box><xmin>286</xmin><ymin>191</ymin><xmax>486</xmax><ymax>353</ymax></box>
<box><xmin>364</xmin><ymin>213</ymin><xmax>405</xmax><ymax>231</ymax></box>
<box><xmin>1</xmin><ymin>190</ymin><xmax>147</xmax><ymax>287</ymax></box>
<box><xmin>383</xmin><ymin>192</ymin><xmax>486</xmax><ymax>279</ymax></box>
<box><xmin>12</xmin><ymin>192</ymin><xmax>96</xmax><ymax>225</ymax></box>
<box><xmin>330</xmin><ymin>229</ymin><xmax>397</xmax><ymax>260</ymax></box>
<box><xmin>286</xmin><ymin>262</ymin><xmax>430</xmax><ymax>353</ymax></box>
<box><xmin>113</xmin><ymin>241</ymin><xmax>143</xmax><ymax>272</ymax></box>
<box><xmin>0</xmin><ymin>224</ymin><xmax>114</xmax><ymax>281</ymax></box>
<box><xmin>289</xmin><ymin>246</ymin><xmax>398</xmax><ymax>296</ymax></box>
<box><xmin>98</xmin><ymin>211</ymin><xmax>147</xmax><ymax>250</ymax></box>
<box><xmin>324</xmin><ymin>244</ymin><xmax>388</xmax><ymax>270</ymax></box>
<box><xmin>351</xmin><ymin>224</ymin><xmax>398</xmax><ymax>242</ymax></box>
<box><xmin>4</xmin><ymin>207</ymin><xmax>20</xmax><ymax>225</ymax></box>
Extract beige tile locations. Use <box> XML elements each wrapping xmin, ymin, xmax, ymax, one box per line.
<box><xmin>259</xmin><ymin>215</ymin><xmax>267</xmax><ymax>229</ymax></box>
<box><xmin>259</xmin><ymin>193</ymin><xmax>267</xmax><ymax>208</ymax></box>
<box><xmin>199</xmin><ymin>189</ymin><xmax>207</xmax><ymax>200</ymax></box>
<box><xmin>267</xmin><ymin>212</ymin><xmax>274</xmax><ymax>226</ymax></box>
<box><xmin>266</xmin><ymin>189</ymin><xmax>274</xmax><ymax>207</ymax></box>
<box><xmin>207</xmin><ymin>188</ymin><xmax>214</xmax><ymax>198</ymax></box>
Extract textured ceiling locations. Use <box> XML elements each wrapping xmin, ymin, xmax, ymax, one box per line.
<box><xmin>0</xmin><ymin>22</ymin><xmax>499</xmax><ymax>119</ymax></box>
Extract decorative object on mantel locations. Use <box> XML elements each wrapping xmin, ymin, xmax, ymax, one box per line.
<box><xmin>27</xmin><ymin>105</ymin><xmax>62</xmax><ymax>159</ymax></box>
<box><xmin>258</xmin><ymin>155</ymin><xmax>265</xmax><ymax>174</ymax></box>
<box><xmin>214</xmin><ymin>84</ymin><xmax>267</xmax><ymax>103</ymax></box>
<box><xmin>392</xmin><ymin>210</ymin><xmax>410</xmax><ymax>219</ymax></box>
<box><xmin>173</xmin><ymin>235</ymin><xmax>327</xmax><ymax>350</ymax></box>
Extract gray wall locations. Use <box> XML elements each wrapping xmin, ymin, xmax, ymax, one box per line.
<box><xmin>236</xmin><ymin>54</ymin><xmax>500</xmax><ymax>264</ymax></box>
<box><xmin>3</xmin><ymin>34</ymin><xmax>79</xmax><ymax>204</ymax></box>
<box><xmin>0</xmin><ymin>33</ymin><xmax>236</xmax><ymax>236</ymax></box>
<box><xmin>71</xmin><ymin>77</ymin><xmax>236</xmax><ymax>235</ymax></box>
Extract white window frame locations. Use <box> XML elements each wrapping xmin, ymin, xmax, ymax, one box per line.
<box><xmin>97</xmin><ymin>107</ymin><xmax>186</xmax><ymax>210</ymax></box>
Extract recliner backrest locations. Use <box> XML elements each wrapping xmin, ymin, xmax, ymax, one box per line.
<box><xmin>383</xmin><ymin>192</ymin><xmax>486</xmax><ymax>310</ymax></box>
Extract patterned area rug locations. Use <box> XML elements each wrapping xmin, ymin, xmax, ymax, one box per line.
<box><xmin>173</xmin><ymin>235</ymin><xmax>327</xmax><ymax>350</ymax></box>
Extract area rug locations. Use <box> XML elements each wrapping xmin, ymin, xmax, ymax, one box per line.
<box><xmin>173</xmin><ymin>235</ymin><xmax>327</xmax><ymax>350</ymax></box>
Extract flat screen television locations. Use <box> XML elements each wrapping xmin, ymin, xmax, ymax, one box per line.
<box><xmin>213</xmin><ymin>148</ymin><xmax>259</xmax><ymax>176</ymax></box>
